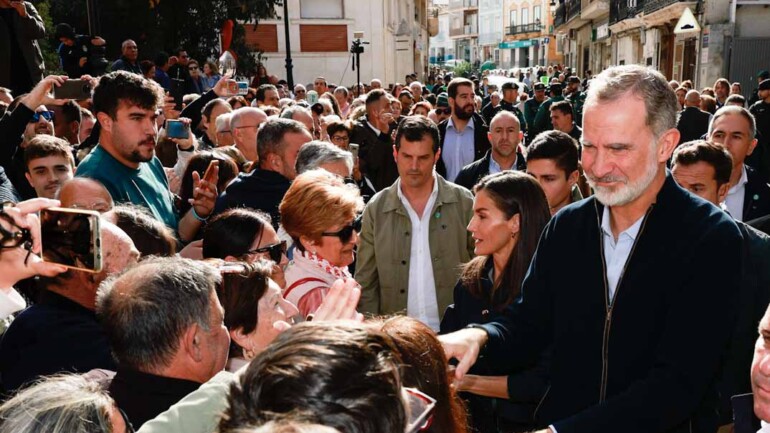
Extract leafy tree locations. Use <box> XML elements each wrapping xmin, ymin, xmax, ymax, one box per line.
<box><xmin>46</xmin><ymin>0</ymin><xmax>280</xmax><ymax>75</ymax></box>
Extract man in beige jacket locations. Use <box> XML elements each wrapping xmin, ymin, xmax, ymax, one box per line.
<box><xmin>356</xmin><ymin>116</ymin><xmax>475</xmax><ymax>331</ymax></box>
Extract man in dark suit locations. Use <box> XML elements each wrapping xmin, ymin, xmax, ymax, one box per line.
<box><xmin>671</xmin><ymin>140</ymin><xmax>770</xmax><ymax>429</ymax></box>
<box><xmin>709</xmin><ymin>106</ymin><xmax>770</xmax><ymax>221</ymax></box>
<box><xmin>677</xmin><ymin>90</ymin><xmax>712</xmax><ymax>145</ymax></box>
<box><xmin>437</xmin><ymin>78</ymin><xmax>490</xmax><ymax>182</ymax></box>
<box><xmin>455</xmin><ymin>111</ymin><xmax>525</xmax><ymax>190</ymax></box>
<box><xmin>349</xmin><ymin>89</ymin><xmax>399</xmax><ymax>192</ymax></box>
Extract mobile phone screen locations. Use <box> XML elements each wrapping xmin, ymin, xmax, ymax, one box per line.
<box><xmin>40</xmin><ymin>208</ymin><xmax>101</xmax><ymax>273</ymax></box>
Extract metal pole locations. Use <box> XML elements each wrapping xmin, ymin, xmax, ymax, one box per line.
<box><xmin>283</xmin><ymin>0</ymin><xmax>294</xmax><ymax>88</ymax></box>
<box><xmin>86</xmin><ymin>0</ymin><xmax>100</xmax><ymax>35</ymax></box>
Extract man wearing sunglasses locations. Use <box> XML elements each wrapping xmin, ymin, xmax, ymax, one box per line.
<box><xmin>356</xmin><ymin>116</ymin><xmax>474</xmax><ymax>331</ymax></box>
<box><xmin>0</xmin><ymin>75</ymin><xmax>67</xmax><ymax>201</ymax></box>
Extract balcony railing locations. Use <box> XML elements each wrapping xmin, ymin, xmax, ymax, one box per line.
<box><xmin>643</xmin><ymin>0</ymin><xmax>685</xmax><ymax>14</ymax></box>
<box><xmin>554</xmin><ymin>2</ymin><xmax>566</xmax><ymax>27</ymax></box>
<box><xmin>610</xmin><ymin>0</ymin><xmax>645</xmax><ymax>24</ymax></box>
<box><xmin>449</xmin><ymin>22</ymin><xmax>479</xmax><ymax>37</ymax></box>
<box><xmin>553</xmin><ymin>0</ymin><xmax>581</xmax><ymax>28</ymax></box>
<box><xmin>506</xmin><ymin>22</ymin><xmax>543</xmax><ymax>35</ymax></box>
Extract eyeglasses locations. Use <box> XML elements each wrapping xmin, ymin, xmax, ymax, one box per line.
<box><xmin>0</xmin><ymin>209</ymin><xmax>34</xmax><ymax>269</ymax></box>
<box><xmin>189</xmin><ymin>66</ymin><xmax>199</xmax><ymax>70</ymax></box>
<box><xmin>331</xmin><ymin>134</ymin><xmax>350</xmax><ymax>143</ymax></box>
<box><xmin>321</xmin><ymin>215</ymin><xmax>362</xmax><ymax>244</ymax></box>
<box><xmin>119</xmin><ymin>407</ymin><xmax>136</xmax><ymax>433</ymax></box>
<box><xmin>435</xmin><ymin>107</ymin><xmax>451</xmax><ymax>115</ymax></box>
<box><xmin>30</xmin><ymin>111</ymin><xmax>54</xmax><ymax>123</ymax></box>
<box><xmin>404</xmin><ymin>387</ymin><xmax>436</xmax><ymax>433</ymax></box>
<box><xmin>247</xmin><ymin>240</ymin><xmax>287</xmax><ymax>263</ymax></box>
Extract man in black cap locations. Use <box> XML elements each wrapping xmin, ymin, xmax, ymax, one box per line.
<box><xmin>524</xmin><ymin>82</ymin><xmax>547</xmax><ymax>135</ymax></box>
<box><xmin>532</xmin><ymin>82</ymin><xmax>565</xmax><ymax>138</ymax></box>
<box><xmin>55</xmin><ymin>23</ymin><xmax>106</xmax><ymax>77</ymax></box>
<box><xmin>565</xmin><ymin>76</ymin><xmax>586</xmax><ymax>127</ymax></box>
<box><xmin>749</xmin><ymin>78</ymin><xmax>770</xmax><ymax>178</ymax></box>
<box><xmin>749</xmin><ymin>70</ymin><xmax>770</xmax><ymax>107</ymax></box>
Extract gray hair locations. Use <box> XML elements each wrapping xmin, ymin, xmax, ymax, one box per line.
<box><xmin>257</xmin><ymin>118</ymin><xmax>309</xmax><ymax>162</ymax></box>
<box><xmin>231</xmin><ymin>107</ymin><xmax>266</xmax><ymax>129</ymax></box>
<box><xmin>0</xmin><ymin>374</ymin><xmax>113</xmax><ymax>433</ymax></box>
<box><xmin>96</xmin><ymin>256</ymin><xmax>221</xmax><ymax>371</ymax></box>
<box><xmin>280</xmin><ymin>106</ymin><xmax>310</xmax><ymax>122</ymax></box>
<box><xmin>585</xmin><ymin>65</ymin><xmax>678</xmax><ymax>140</ymax></box>
<box><xmin>215</xmin><ymin>112</ymin><xmax>233</xmax><ymax>133</ymax></box>
<box><xmin>708</xmin><ymin>105</ymin><xmax>757</xmax><ymax>139</ymax></box>
<box><xmin>295</xmin><ymin>140</ymin><xmax>354</xmax><ymax>175</ymax></box>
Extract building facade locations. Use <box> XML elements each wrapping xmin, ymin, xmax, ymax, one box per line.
<box><xmin>553</xmin><ymin>0</ymin><xmax>770</xmax><ymax>91</ymax></box>
<box><xmin>248</xmin><ymin>0</ymin><xmax>430</xmax><ymax>88</ymax></box>
<box><xmin>504</xmin><ymin>0</ymin><xmax>560</xmax><ymax>68</ymax></box>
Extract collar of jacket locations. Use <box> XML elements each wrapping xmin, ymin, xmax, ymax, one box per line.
<box><xmin>379</xmin><ymin>174</ymin><xmax>458</xmax><ymax>214</ymax></box>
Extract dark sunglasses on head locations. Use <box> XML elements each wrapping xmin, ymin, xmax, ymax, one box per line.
<box><xmin>435</xmin><ymin>107</ymin><xmax>451</xmax><ymax>115</ymax></box>
<box><xmin>30</xmin><ymin>111</ymin><xmax>54</xmax><ymax>123</ymax></box>
<box><xmin>321</xmin><ymin>214</ymin><xmax>362</xmax><ymax>244</ymax></box>
<box><xmin>247</xmin><ymin>240</ymin><xmax>287</xmax><ymax>263</ymax></box>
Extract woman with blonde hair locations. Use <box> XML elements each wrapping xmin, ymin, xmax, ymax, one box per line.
<box><xmin>279</xmin><ymin>169</ymin><xmax>364</xmax><ymax>316</ymax></box>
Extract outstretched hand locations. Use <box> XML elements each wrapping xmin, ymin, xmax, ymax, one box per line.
<box><xmin>438</xmin><ymin>327</ymin><xmax>488</xmax><ymax>381</ymax></box>
<box><xmin>21</xmin><ymin>75</ymin><xmax>69</xmax><ymax>110</ymax></box>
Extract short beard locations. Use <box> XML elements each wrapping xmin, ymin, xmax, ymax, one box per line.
<box><xmin>587</xmin><ymin>141</ymin><xmax>660</xmax><ymax>207</ymax></box>
<box><xmin>454</xmin><ymin>103</ymin><xmax>473</xmax><ymax>120</ymax></box>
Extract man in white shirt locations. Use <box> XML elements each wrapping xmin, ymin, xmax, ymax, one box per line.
<box><xmin>709</xmin><ymin>106</ymin><xmax>770</xmax><ymax>222</ymax></box>
<box><xmin>356</xmin><ymin>116</ymin><xmax>474</xmax><ymax>330</ymax></box>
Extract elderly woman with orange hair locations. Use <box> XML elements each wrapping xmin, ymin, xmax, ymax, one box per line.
<box><xmin>279</xmin><ymin>169</ymin><xmax>364</xmax><ymax>316</ymax></box>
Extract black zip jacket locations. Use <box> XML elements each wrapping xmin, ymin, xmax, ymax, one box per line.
<box><xmin>479</xmin><ymin>173</ymin><xmax>743</xmax><ymax>433</ymax></box>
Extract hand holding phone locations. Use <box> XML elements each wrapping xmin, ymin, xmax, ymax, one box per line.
<box><xmin>0</xmin><ymin>199</ymin><xmax>68</xmax><ymax>289</ymax></box>
<box><xmin>189</xmin><ymin>160</ymin><xmax>219</xmax><ymax>220</ymax></box>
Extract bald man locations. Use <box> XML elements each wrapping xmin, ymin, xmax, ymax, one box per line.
<box><xmin>677</xmin><ymin>90</ymin><xmax>713</xmax><ymax>145</ymax></box>
<box><xmin>230</xmin><ymin>107</ymin><xmax>267</xmax><ymax>163</ymax></box>
<box><xmin>58</xmin><ymin>177</ymin><xmax>114</xmax><ymax>213</ymax></box>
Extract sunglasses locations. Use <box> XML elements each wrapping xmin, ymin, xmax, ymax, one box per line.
<box><xmin>435</xmin><ymin>107</ymin><xmax>451</xmax><ymax>115</ymax></box>
<box><xmin>321</xmin><ymin>215</ymin><xmax>362</xmax><ymax>244</ymax></box>
<box><xmin>30</xmin><ymin>111</ymin><xmax>54</xmax><ymax>123</ymax></box>
<box><xmin>189</xmin><ymin>66</ymin><xmax>199</xmax><ymax>70</ymax></box>
<box><xmin>404</xmin><ymin>387</ymin><xmax>436</xmax><ymax>433</ymax></box>
<box><xmin>247</xmin><ymin>240</ymin><xmax>287</xmax><ymax>263</ymax></box>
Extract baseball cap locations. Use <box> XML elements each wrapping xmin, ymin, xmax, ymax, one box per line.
<box><xmin>759</xmin><ymin>79</ymin><xmax>770</xmax><ymax>91</ymax></box>
<box><xmin>533</xmin><ymin>82</ymin><xmax>546</xmax><ymax>91</ymax></box>
<box><xmin>568</xmin><ymin>76</ymin><xmax>581</xmax><ymax>84</ymax></box>
<box><xmin>758</xmin><ymin>70</ymin><xmax>770</xmax><ymax>80</ymax></box>
<box><xmin>548</xmin><ymin>82</ymin><xmax>563</xmax><ymax>92</ymax></box>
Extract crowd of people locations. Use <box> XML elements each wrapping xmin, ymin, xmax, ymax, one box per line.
<box><xmin>4</xmin><ymin>3</ymin><xmax>770</xmax><ymax>433</ymax></box>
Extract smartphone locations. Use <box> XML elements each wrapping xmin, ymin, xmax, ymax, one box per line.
<box><xmin>170</xmin><ymin>78</ymin><xmax>185</xmax><ymax>111</ymax></box>
<box><xmin>202</xmin><ymin>160</ymin><xmax>219</xmax><ymax>184</ymax></box>
<box><xmin>40</xmin><ymin>207</ymin><xmax>102</xmax><ymax>273</ymax></box>
<box><xmin>237</xmin><ymin>81</ymin><xmax>249</xmax><ymax>96</ymax></box>
<box><xmin>53</xmin><ymin>79</ymin><xmax>92</xmax><ymax>100</ymax></box>
<box><xmin>223</xmin><ymin>79</ymin><xmax>239</xmax><ymax>97</ymax></box>
<box><xmin>166</xmin><ymin>119</ymin><xmax>189</xmax><ymax>139</ymax></box>
<box><xmin>349</xmin><ymin>143</ymin><xmax>359</xmax><ymax>158</ymax></box>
